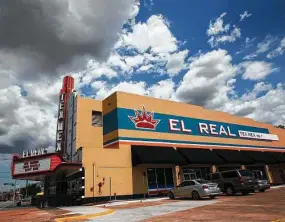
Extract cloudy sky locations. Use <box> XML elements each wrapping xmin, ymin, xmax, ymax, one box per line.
<box><xmin>0</xmin><ymin>0</ymin><xmax>285</xmax><ymax>184</ymax></box>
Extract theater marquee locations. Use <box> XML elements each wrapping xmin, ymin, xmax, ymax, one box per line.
<box><xmin>14</xmin><ymin>158</ymin><xmax>51</xmax><ymax>175</ymax></box>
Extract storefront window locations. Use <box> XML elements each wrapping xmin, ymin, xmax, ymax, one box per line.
<box><xmin>182</xmin><ymin>167</ymin><xmax>210</xmax><ymax>181</ymax></box>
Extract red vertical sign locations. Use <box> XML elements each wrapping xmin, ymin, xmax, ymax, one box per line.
<box><xmin>55</xmin><ymin>76</ymin><xmax>74</xmax><ymax>156</ymax></box>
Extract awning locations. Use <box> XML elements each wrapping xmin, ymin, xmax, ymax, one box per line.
<box><xmin>266</xmin><ymin>152</ymin><xmax>285</xmax><ymax>163</ymax></box>
<box><xmin>131</xmin><ymin>146</ymin><xmax>187</xmax><ymax>166</ymax></box>
<box><xmin>213</xmin><ymin>149</ymin><xmax>254</xmax><ymax>164</ymax></box>
<box><xmin>177</xmin><ymin>148</ymin><xmax>225</xmax><ymax>164</ymax></box>
<box><xmin>242</xmin><ymin>151</ymin><xmax>277</xmax><ymax>164</ymax></box>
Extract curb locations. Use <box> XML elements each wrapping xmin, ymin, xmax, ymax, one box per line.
<box><xmin>55</xmin><ymin>208</ymin><xmax>114</xmax><ymax>222</ymax></box>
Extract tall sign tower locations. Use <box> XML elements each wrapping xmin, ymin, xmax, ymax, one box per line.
<box><xmin>55</xmin><ymin>76</ymin><xmax>74</xmax><ymax>156</ymax></box>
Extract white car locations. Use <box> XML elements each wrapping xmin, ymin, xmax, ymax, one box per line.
<box><xmin>168</xmin><ymin>179</ymin><xmax>221</xmax><ymax>200</ymax></box>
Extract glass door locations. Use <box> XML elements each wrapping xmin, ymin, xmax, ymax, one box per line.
<box><xmin>147</xmin><ymin>168</ymin><xmax>157</xmax><ymax>195</ymax></box>
<box><xmin>165</xmin><ymin>168</ymin><xmax>174</xmax><ymax>189</ymax></box>
<box><xmin>147</xmin><ymin>168</ymin><xmax>174</xmax><ymax>195</ymax></box>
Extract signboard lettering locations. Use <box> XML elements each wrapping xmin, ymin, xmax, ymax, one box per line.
<box><xmin>22</xmin><ymin>148</ymin><xmax>47</xmax><ymax>158</ymax></box>
<box><xmin>56</xmin><ymin>92</ymin><xmax>65</xmax><ymax>152</ymax></box>
<box><xmin>14</xmin><ymin>158</ymin><xmax>51</xmax><ymax>175</ymax></box>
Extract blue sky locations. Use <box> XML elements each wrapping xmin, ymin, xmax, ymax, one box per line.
<box><xmin>133</xmin><ymin>0</ymin><xmax>285</xmax><ymax>92</ymax></box>
<box><xmin>0</xmin><ymin>0</ymin><xmax>284</xmax><ymax>187</ymax></box>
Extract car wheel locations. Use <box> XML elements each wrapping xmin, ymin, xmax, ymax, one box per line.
<box><xmin>260</xmin><ymin>189</ymin><xmax>265</xmax><ymax>192</ymax></box>
<box><xmin>192</xmin><ymin>191</ymin><xmax>200</xmax><ymax>200</ymax></box>
<box><xmin>225</xmin><ymin>186</ymin><xmax>235</xmax><ymax>196</ymax></box>
<box><xmin>168</xmin><ymin>191</ymin><xmax>175</xmax><ymax>200</ymax></box>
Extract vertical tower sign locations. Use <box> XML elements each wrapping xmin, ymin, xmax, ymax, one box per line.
<box><xmin>55</xmin><ymin>76</ymin><xmax>74</xmax><ymax>155</ymax></box>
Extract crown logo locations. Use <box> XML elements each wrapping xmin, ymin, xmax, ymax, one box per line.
<box><xmin>128</xmin><ymin>106</ymin><xmax>160</xmax><ymax>130</ymax></box>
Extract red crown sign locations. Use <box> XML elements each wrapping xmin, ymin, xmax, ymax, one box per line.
<box><xmin>128</xmin><ymin>106</ymin><xmax>160</xmax><ymax>130</ymax></box>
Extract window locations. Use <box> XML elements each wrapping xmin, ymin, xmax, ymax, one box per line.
<box><xmin>211</xmin><ymin>173</ymin><xmax>220</xmax><ymax>180</ymax></box>
<box><xmin>221</xmin><ymin>171</ymin><xmax>238</xmax><ymax>178</ymax></box>
<box><xmin>196</xmin><ymin>179</ymin><xmax>209</xmax><ymax>184</ymax></box>
<box><xmin>238</xmin><ymin>170</ymin><xmax>253</xmax><ymax>177</ymax></box>
<box><xmin>92</xmin><ymin>111</ymin><xmax>102</xmax><ymax>127</ymax></box>
<box><xmin>178</xmin><ymin>181</ymin><xmax>195</xmax><ymax>187</ymax></box>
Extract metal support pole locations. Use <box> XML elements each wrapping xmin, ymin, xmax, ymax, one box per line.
<box><xmin>143</xmin><ymin>175</ymin><xmax>146</xmax><ymax>199</ymax></box>
<box><xmin>93</xmin><ymin>164</ymin><xmax>95</xmax><ymax>204</ymax></box>
<box><xmin>109</xmin><ymin>177</ymin><xmax>112</xmax><ymax>203</ymax></box>
<box><xmin>12</xmin><ymin>180</ymin><xmax>16</xmax><ymax>207</ymax></box>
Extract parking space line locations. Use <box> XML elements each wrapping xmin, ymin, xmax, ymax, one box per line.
<box><xmin>271</xmin><ymin>218</ymin><xmax>285</xmax><ymax>222</ymax></box>
<box><xmin>55</xmin><ymin>209</ymin><xmax>114</xmax><ymax>222</ymax></box>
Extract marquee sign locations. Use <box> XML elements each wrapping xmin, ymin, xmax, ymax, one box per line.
<box><xmin>104</xmin><ymin>106</ymin><xmax>279</xmax><ymax>142</ymax></box>
<box><xmin>14</xmin><ymin>158</ymin><xmax>51</xmax><ymax>175</ymax></box>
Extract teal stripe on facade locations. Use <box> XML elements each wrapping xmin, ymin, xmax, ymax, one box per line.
<box><xmin>103</xmin><ymin>107</ymin><xmax>272</xmax><ymax>142</ymax></box>
<box><xmin>103</xmin><ymin>136</ymin><xmax>285</xmax><ymax>150</ymax></box>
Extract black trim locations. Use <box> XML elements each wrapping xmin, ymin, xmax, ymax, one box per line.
<box><xmin>242</xmin><ymin>151</ymin><xmax>277</xmax><ymax>164</ymax></box>
<box><xmin>131</xmin><ymin>146</ymin><xmax>187</xmax><ymax>166</ymax></box>
<box><xmin>213</xmin><ymin>149</ymin><xmax>254</xmax><ymax>164</ymax></box>
<box><xmin>177</xmin><ymin>148</ymin><xmax>225</xmax><ymax>164</ymax></box>
<box><xmin>267</xmin><ymin>152</ymin><xmax>285</xmax><ymax>163</ymax></box>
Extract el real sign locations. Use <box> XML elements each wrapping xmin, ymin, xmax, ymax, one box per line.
<box><xmin>168</xmin><ymin>119</ymin><xmax>279</xmax><ymax>141</ymax></box>
<box><xmin>22</xmin><ymin>148</ymin><xmax>47</xmax><ymax>158</ymax></box>
<box><xmin>56</xmin><ymin>93</ymin><xmax>65</xmax><ymax>152</ymax></box>
<box><xmin>110</xmin><ymin>106</ymin><xmax>280</xmax><ymax>141</ymax></box>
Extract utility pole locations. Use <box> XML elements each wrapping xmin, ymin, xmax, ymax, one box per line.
<box><xmin>25</xmin><ymin>180</ymin><xmax>28</xmax><ymax>198</ymax></box>
<box><xmin>12</xmin><ymin>180</ymin><xmax>17</xmax><ymax>207</ymax></box>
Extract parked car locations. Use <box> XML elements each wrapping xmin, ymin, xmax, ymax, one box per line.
<box><xmin>252</xmin><ymin>170</ymin><xmax>270</xmax><ymax>192</ymax></box>
<box><xmin>205</xmin><ymin>169</ymin><xmax>255</xmax><ymax>196</ymax></box>
<box><xmin>168</xmin><ymin>179</ymin><xmax>221</xmax><ymax>200</ymax></box>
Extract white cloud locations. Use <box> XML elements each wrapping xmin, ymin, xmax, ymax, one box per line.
<box><xmin>166</xmin><ymin>50</ymin><xmax>189</xmax><ymax>76</ymax></box>
<box><xmin>175</xmin><ymin>49</ymin><xmax>238</xmax><ymax>107</ymax></box>
<box><xmin>207</xmin><ymin>12</ymin><xmax>230</xmax><ymax>36</ymax></box>
<box><xmin>256</xmin><ymin>35</ymin><xmax>277</xmax><ymax>54</ymax></box>
<box><xmin>243</xmin><ymin>53</ymin><xmax>257</xmax><ymax>60</ymax></box>
<box><xmin>138</xmin><ymin>64</ymin><xmax>154</xmax><ymax>72</ymax></box>
<box><xmin>267</xmin><ymin>36</ymin><xmax>285</xmax><ymax>58</ymax></box>
<box><xmin>125</xmin><ymin>55</ymin><xmax>145</xmax><ymax>67</ymax></box>
<box><xmin>207</xmin><ymin>13</ymin><xmax>241</xmax><ymax>47</ymax></box>
<box><xmin>91</xmin><ymin>80</ymin><xmax>107</xmax><ymax>90</ymax></box>
<box><xmin>147</xmin><ymin>79</ymin><xmax>175</xmax><ymax>99</ymax></box>
<box><xmin>0</xmin><ymin>84</ymin><xmax>57</xmax><ymax>153</ymax></box>
<box><xmin>240</xmin><ymin>11</ymin><xmax>252</xmax><ymax>22</ymax></box>
<box><xmin>243</xmin><ymin>35</ymin><xmax>276</xmax><ymax>60</ymax></box>
<box><xmin>221</xmin><ymin>83</ymin><xmax>285</xmax><ymax>125</ymax></box>
<box><xmin>118</xmin><ymin>15</ymin><xmax>178</xmax><ymax>53</ymax></box>
<box><xmin>240</xmin><ymin>61</ymin><xmax>278</xmax><ymax>80</ymax></box>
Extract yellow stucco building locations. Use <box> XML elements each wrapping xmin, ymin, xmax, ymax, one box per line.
<box><xmin>11</xmin><ymin>76</ymin><xmax>285</xmax><ymax>206</ymax></box>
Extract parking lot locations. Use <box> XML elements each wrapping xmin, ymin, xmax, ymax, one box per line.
<box><xmin>0</xmin><ymin>187</ymin><xmax>285</xmax><ymax>222</ymax></box>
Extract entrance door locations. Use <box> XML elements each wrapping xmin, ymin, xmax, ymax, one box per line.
<box><xmin>147</xmin><ymin>168</ymin><xmax>158</xmax><ymax>195</ymax></box>
<box><xmin>147</xmin><ymin>168</ymin><xmax>174</xmax><ymax>195</ymax></box>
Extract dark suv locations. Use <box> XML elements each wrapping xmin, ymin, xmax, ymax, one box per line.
<box><xmin>205</xmin><ymin>169</ymin><xmax>255</xmax><ymax>196</ymax></box>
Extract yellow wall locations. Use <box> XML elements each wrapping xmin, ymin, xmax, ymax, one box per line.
<box><xmin>76</xmin><ymin>96</ymin><xmax>134</xmax><ymax>198</ymax></box>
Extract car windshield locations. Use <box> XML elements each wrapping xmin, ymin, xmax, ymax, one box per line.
<box><xmin>195</xmin><ymin>179</ymin><xmax>210</xmax><ymax>184</ymax></box>
<box><xmin>239</xmin><ymin>170</ymin><xmax>254</xmax><ymax>177</ymax></box>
